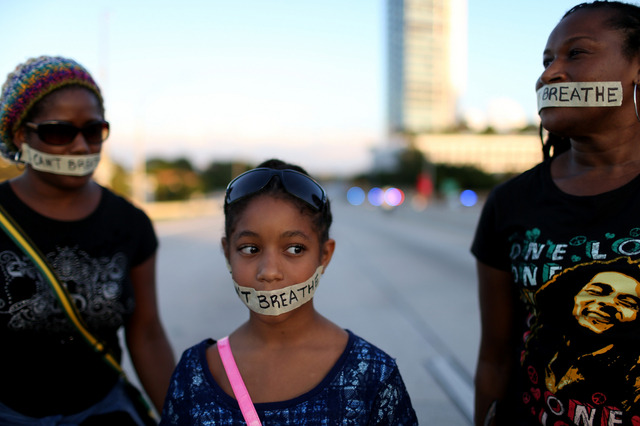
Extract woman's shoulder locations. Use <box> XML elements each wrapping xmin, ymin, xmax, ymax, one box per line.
<box><xmin>0</xmin><ymin>180</ymin><xmax>19</xmax><ymax>205</ymax></box>
<box><xmin>328</xmin><ymin>331</ymin><xmax>416</xmax><ymax>422</ymax></box>
<box><xmin>99</xmin><ymin>186</ymin><xmax>147</xmax><ymax>214</ymax></box>
<box><xmin>176</xmin><ymin>338</ymin><xmax>215</xmax><ymax>365</ymax></box>
<box><xmin>343</xmin><ymin>330</ymin><xmax>400</xmax><ymax>375</ymax></box>
<box><xmin>169</xmin><ymin>339</ymin><xmax>217</xmax><ymax>390</ymax></box>
<box><xmin>480</xmin><ymin>161</ymin><xmax>551</xmax><ymax>213</ymax></box>
<box><xmin>163</xmin><ymin>339</ymin><xmax>237</xmax><ymax>423</ymax></box>
<box><xmin>491</xmin><ymin>161</ymin><xmax>548</xmax><ymax>195</ymax></box>
<box><xmin>97</xmin><ymin>186</ymin><xmax>155</xmax><ymax>225</ymax></box>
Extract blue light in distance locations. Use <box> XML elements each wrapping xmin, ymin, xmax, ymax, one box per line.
<box><xmin>460</xmin><ymin>189</ymin><xmax>478</xmax><ymax>207</ymax></box>
<box><xmin>368</xmin><ymin>187</ymin><xmax>384</xmax><ymax>206</ymax></box>
<box><xmin>347</xmin><ymin>186</ymin><xmax>366</xmax><ymax>206</ymax></box>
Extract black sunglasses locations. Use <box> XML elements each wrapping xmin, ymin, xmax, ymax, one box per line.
<box><xmin>25</xmin><ymin>120</ymin><xmax>110</xmax><ymax>146</ymax></box>
<box><xmin>225</xmin><ymin>168</ymin><xmax>327</xmax><ymax>211</ymax></box>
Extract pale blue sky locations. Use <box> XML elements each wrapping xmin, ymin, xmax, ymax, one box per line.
<box><xmin>0</xmin><ymin>0</ymin><xmax>584</xmax><ymax>174</ymax></box>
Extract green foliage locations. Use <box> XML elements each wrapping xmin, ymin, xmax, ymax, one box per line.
<box><xmin>146</xmin><ymin>157</ymin><xmax>202</xmax><ymax>201</ymax></box>
<box><xmin>434</xmin><ymin>164</ymin><xmax>500</xmax><ymax>191</ymax></box>
<box><xmin>365</xmin><ymin>147</ymin><xmax>426</xmax><ymax>187</ymax></box>
<box><xmin>108</xmin><ymin>162</ymin><xmax>132</xmax><ymax>197</ymax></box>
<box><xmin>358</xmin><ymin>146</ymin><xmax>500</xmax><ymax>192</ymax></box>
<box><xmin>200</xmin><ymin>161</ymin><xmax>254</xmax><ymax>192</ymax></box>
<box><xmin>481</xmin><ymin>126</ymin><xmax>497</xmax><ymax>135</ymax></box>
<box><xmin>146</xmin><ymin>156</ymin><xmax>195</xmax><ymax>172</ymax></box>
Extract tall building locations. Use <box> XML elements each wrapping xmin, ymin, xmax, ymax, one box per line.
<box><xmin>386</xmin><ymin>0</ymin><xmax>466</xmax><ymax>136</ymax></box>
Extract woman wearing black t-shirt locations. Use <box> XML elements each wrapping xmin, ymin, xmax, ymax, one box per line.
<box><xmin>473</xmin><ymin>2</ymin><xmax>640</xmax><ymax>425</ymax></box>
<box><xmin>0</xmin><ymin>56</ymin><xmax>175</xmax><ymax>424</ymax></box>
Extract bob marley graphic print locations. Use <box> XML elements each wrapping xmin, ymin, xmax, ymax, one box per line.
<box><xmin>472</xmin><ymin>159</ymin><xmax>640</xmax><ymax>425</ymax></box>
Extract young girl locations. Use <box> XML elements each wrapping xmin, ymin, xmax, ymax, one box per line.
<box><xmin>161</xmin><ymin>159</ymin><xmax>418</xmax><ymax>425</ymax></box>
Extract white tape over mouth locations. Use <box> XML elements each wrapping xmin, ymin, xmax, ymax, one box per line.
<box><xmin>234</xmin><ymin>266</ymin><xmax>324</xmax><ymax>316</ymax></box>
<box><xmin>21</xmin><ymin>144</ymin><xmax>101</xmax><ymax>176</ymax></box>
<box><xmin>537</xmin><ymin>81</ymin><xmax>623</xmax><ymax>112</ymax></box>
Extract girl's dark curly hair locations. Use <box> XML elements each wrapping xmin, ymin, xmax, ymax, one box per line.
<box><xmin>223</xmin><ymin>159</ymin><xmax>333</xmax><ymax>246</ymax></box>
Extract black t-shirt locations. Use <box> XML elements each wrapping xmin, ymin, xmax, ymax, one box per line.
<box><xmin>0</xmin><ymin>181</ymin><xmax>157</xmax><ymax>416</ymax></box>
<box><xmin>472</xmin><ymin>159</ymin><xmax>640</xmax><ymax>424</ymax></box>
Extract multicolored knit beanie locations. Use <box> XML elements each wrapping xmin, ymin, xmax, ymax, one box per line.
<box><xmin>0</xmin><ymin>56</ymin><xmax>103</xmax><ymax>159</ymax></box>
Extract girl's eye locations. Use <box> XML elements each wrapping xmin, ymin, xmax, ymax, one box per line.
<box><xmin>239</xmin><ymin>245</ymin><xmax>258</xmax><ymax>255</ymax></box>
<box><xmin>286</xmin><ymin>245</ymin><xmax>305</xmax><ymax>255</ymax></box>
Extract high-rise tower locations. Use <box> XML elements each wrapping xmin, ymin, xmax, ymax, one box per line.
<box><xmin>386</xmin><ymin>0</ymin><xmax>466</xmax><ymax>136</ymax></box>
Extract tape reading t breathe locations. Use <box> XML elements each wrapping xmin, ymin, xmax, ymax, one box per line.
<box><xmin>21</xmin><ymin>144</ymin><xmax>101</xmax><ymax>176</ymax></box>
<box><xmin>537</xmin><ymin>81</ymin><xmax>623</xmax><ymax>112</ymax></box>
<box><xmin>233</xmin><ymin>266</ymin><xmax>323</xmax><ymax>316</ymax></box>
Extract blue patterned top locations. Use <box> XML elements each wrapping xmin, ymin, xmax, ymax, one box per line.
<box><xmin>160</xmin><ymin>330</ymin><xmax>418</xmax><ymax>425</ymax></box>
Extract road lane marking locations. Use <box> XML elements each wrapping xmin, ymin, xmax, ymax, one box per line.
<box><xmin>426</xmin><ymin>356</ymin><xmax>474</xmax><ymax>424</ymax></box>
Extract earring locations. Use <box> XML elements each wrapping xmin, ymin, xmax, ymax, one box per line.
<box><xmin>634</xmin><ymin>83</ymin><xmax>640</xmax><ymax>123</ymax></box>
<box><xmin>13</xmin><ymin>148</ymin><xmax>25</xmax><ymax>171</ymax></box>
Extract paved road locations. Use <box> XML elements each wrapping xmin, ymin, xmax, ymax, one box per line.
<box><xmin>127</xmin><ymin>192</ymin><xmax>483</xmax><ymax>424</ymax></box>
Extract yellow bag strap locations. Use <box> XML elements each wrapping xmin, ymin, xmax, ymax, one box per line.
<box><xmin>0</xmin><ymin>204</ymin><xmax>158</xmax><ymax>423</ymax></box>
<box><xmin>0</xmin><ymin>204</ymin><xmax>123</xmax><ymax>376</ymax></box>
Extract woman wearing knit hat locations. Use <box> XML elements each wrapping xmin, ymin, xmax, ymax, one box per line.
<box><xmin>0</xmin><ymin>56</ymin><xmax>175</xmax><ymax>424</ymax></box>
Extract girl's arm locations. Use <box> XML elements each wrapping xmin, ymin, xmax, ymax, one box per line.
<box><xmin>474</xmin><ymin>261</ymin><xmax>518</xmax><ymax>426</ymax></box>
<box><xmin>125</xmin><ymin>253</ymin><xmax>176</xmax><ymax>412</ymax></box>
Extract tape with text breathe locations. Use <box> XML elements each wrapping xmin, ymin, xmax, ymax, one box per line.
<box><xmin>537</xmin><ymin>81</ymin><xmax>622</xmax><ymax>112</ymax></box>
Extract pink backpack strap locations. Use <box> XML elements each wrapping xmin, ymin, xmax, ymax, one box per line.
<box><xmin>217</xmin><ymin>336</ymin><xmax>263</xmax><ymax>426</ymax></box>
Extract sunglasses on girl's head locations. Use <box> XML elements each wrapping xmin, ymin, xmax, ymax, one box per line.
<box><xmin>225</xmin><ymin>168</ymin><xmax>327</xmax><ymax>211</ymax></box>
<box><xmin>25</xmin><ymin>120</ymin><xmax>110</xmax><ymax>146</ymax></box>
